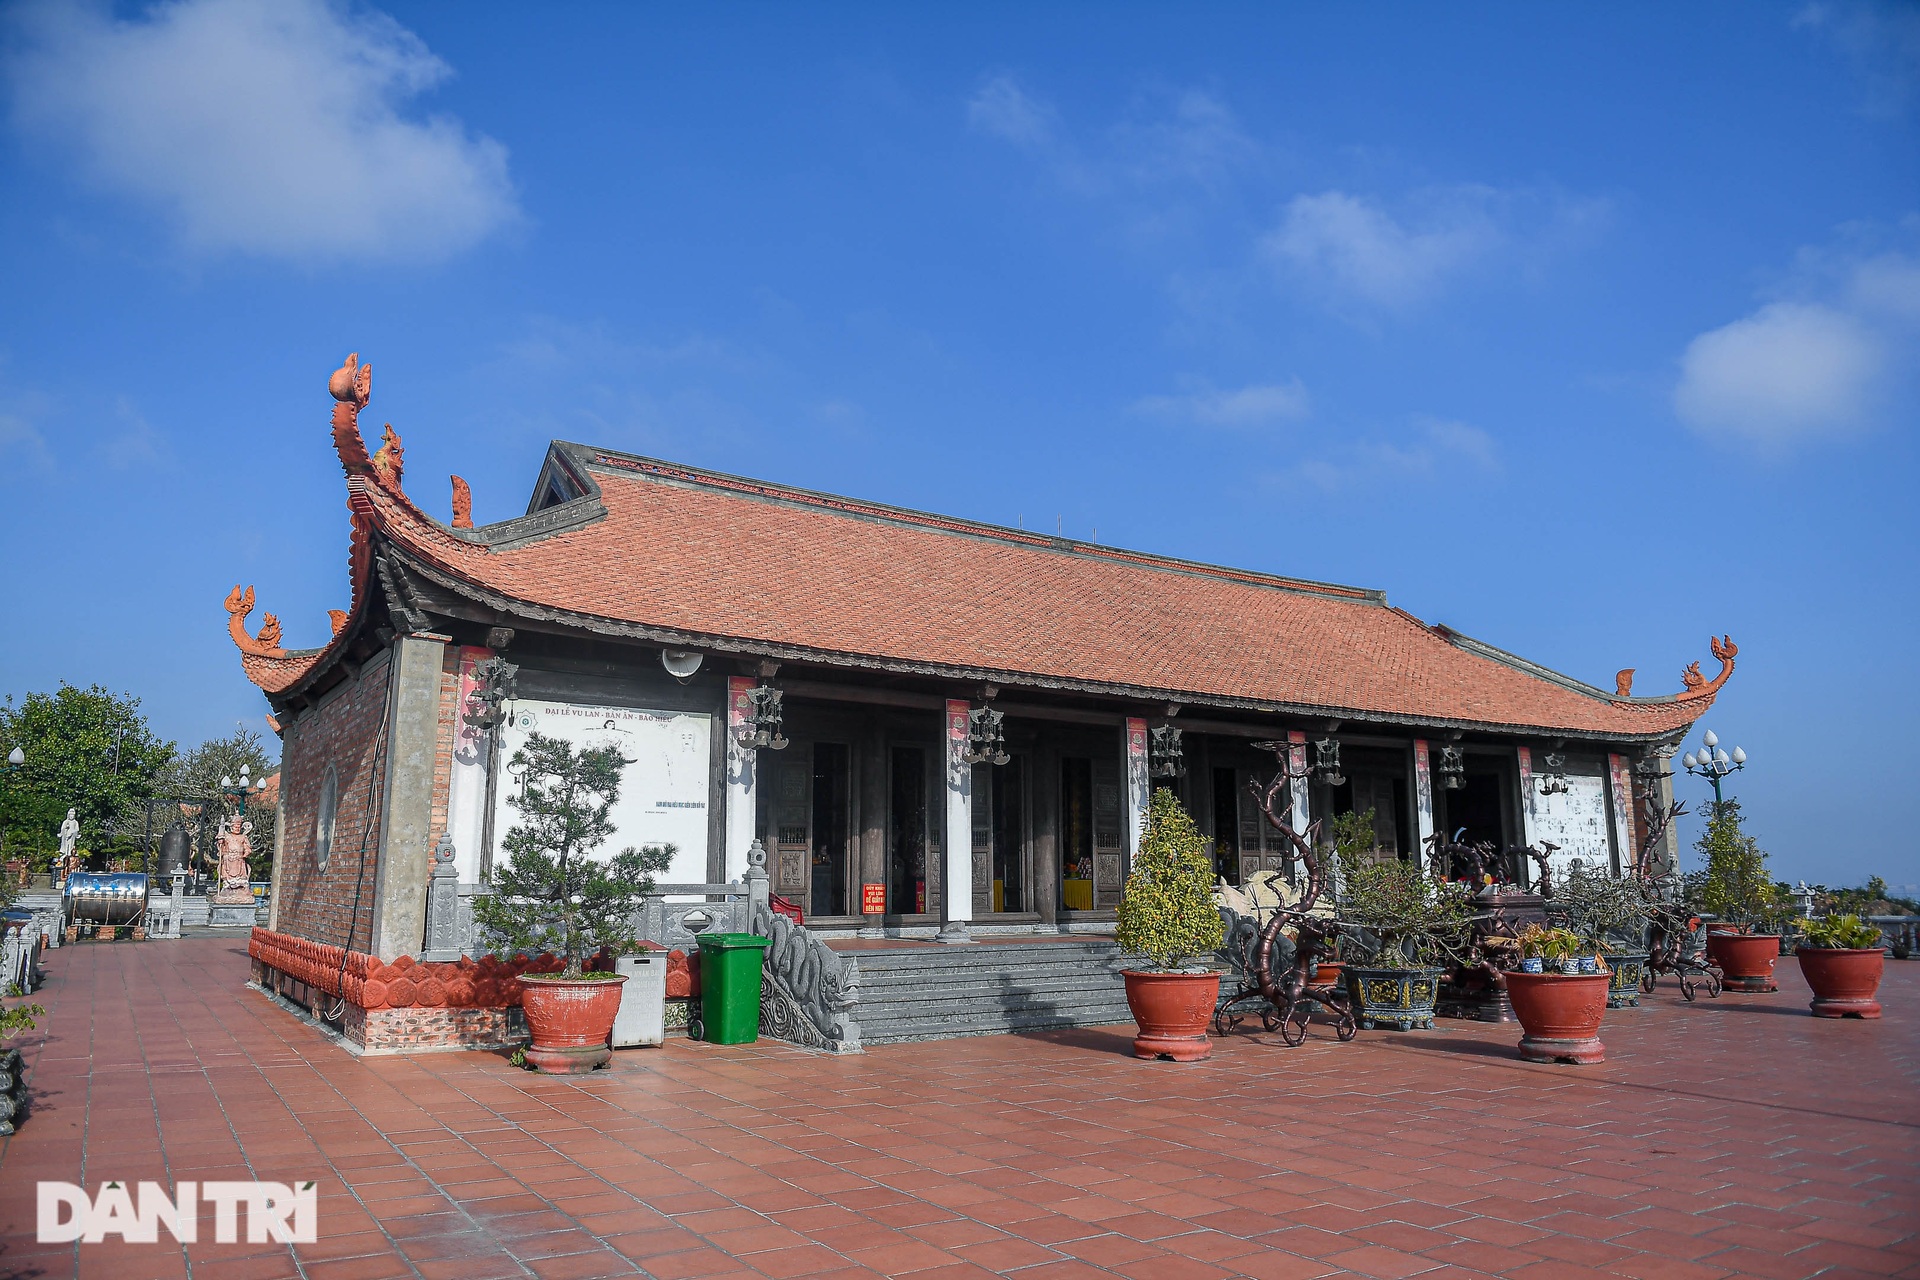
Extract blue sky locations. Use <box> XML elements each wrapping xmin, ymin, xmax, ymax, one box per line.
<box><xmin>2</xmin><ymin>1</ymin><xmax>1915</xmax><ymax>889</ymax></box>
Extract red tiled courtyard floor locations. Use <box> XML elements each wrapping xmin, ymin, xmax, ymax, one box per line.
<box><xmin>1</xmin><ymin>938</ymin><xmax>1915</xmax><ymax>1280</ymax></box>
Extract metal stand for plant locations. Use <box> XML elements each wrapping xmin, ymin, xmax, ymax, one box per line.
<box><xmin>1211</xmin><ymin>763</ymin><xmax>1355</xmax><ymax>1047</ymax></box>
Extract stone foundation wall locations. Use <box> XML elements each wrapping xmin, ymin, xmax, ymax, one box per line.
<box><xmin>345</xmin><ymin>1004</ymin><xmax>517</xmax><ymax>1053</ymax></box>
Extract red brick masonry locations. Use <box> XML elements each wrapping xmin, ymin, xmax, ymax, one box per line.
<box><xmin>247</xmin><ymin>926</ymin><xmax>698</xmax><ymax>1052</ymax></box>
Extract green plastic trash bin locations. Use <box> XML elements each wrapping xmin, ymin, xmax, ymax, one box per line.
<box><xmin>692</xmin><ymin>933</ymin><xmax>770</xmax><ymax>1044</ymax></box>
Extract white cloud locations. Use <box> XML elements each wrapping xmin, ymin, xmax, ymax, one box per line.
<box><xmin>1109</xmin><ymin>88</ymin><xmax>1256</xmax><ymax>189</ymax></box>
<box><xmin>0</xmin><ymin>410</ymin><xmax>52</xmax><ymax>474</ymax></box>
<box><xmin>967</xmin><ymin>74</ymin><xmax>1058</xmax><ymax>150</ymax></box>
<box><xmin>967</xmin><ymin>76</ymin><xmax>1254</xmax><ymax>197</ymax></box>
<box><xmin>1794</xmin><ymin>1</ymin><xmax>1920</xmax><ymax>117</ymax></box>
<box><xmin>98</xmin><ymin>398</ymin><xmax>172</xmax><ymax>471</ymax></box>
<box><xmin>1262</xmin><ymin>189</ymin><xmax>1503</xmax><ymax>310</ymax></box>
<box><xmin>1848</xmin><ymin>250</ymin><xmax>1920</xmax><ymax>319</ymax></box>
<box><xmin>7</xmin><ymin>0</ymin><xmax>518</xmax><ymax>263</ymax></box>
<box><xmin>1280</xmin><ymin>417</ymin><xmax>1499</xmax><ymax>493</ymax></box>
<box><xmin>1673</xmin><ymin>303</ymin><xmax>1885</xmax><ymax>445</ymax></box>
<box><xmin>1133</xmin><ymin>379</ymin><xmax>1311</xmax><ymax>427</ymax></box>
<box><xmin>1674</xmin><ymin>229</ymin><xmax>1920</xmax><ymax>451</ymax></box>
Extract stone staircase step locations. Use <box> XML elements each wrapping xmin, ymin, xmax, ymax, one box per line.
<box><xmin>848</xmin><ymin>939</ymin><xmax>1143</xmax><ymax>1044</ymax></box>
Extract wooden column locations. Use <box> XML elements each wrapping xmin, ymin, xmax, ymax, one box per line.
<box><xmin>857</xmin><ymin>725</ymin><xmax>886</xmax><ymax>936</ymax></box>
<box><xmin>1033</xmin><ymin>742</ymin><xmax>1059</xmax><ymax>930</ymax></box>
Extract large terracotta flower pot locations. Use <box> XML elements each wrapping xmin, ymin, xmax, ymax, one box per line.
<box><xmin>1705</xmin><ymin>931</ymin><xmax>1782</xmax><ymax>993</ymax></box>
<box><xmin>1505</xmin><ymin>970</ymin><xmax>1609</xmax><ymax>1063</ymax></box>
<box><xmin>1343</xmin><ymin>967</ymin><xmax>1443</xmax><ymax>1031</ymax></box>
<box><xmin>518</xmin><ymin>973</ymin><xmax>628</xmax><ymax>1074</ymax></box>
<box><xmin>1313</xmin><ymin>960</ymin><xmax>1346</xmax><ymax>986</ymax></box>
<box><xmin>1123</xmin><ymin>970</ymin><xmax>1221</xmax><ymax>1061</ymax></box>
<box><xmin>1795</xmin><ymin>947</ymin><xmax>1883</xmax><ymax>1019</ymax></box>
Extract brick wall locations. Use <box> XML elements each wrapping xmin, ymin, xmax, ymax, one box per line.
<box><xmin>346</xmin><ymin>1005</ymin><xmax>516</xmax><ymax>1054</ymax></box>
<box><xmin>274</xmin><ymin>653</ymin><xmax>394</xmax><ymax>950</ymax></box>
<box><xmin>429</xmin><ymin>646</ymin><xmax>459</xmax><ymax>863</ymax></box>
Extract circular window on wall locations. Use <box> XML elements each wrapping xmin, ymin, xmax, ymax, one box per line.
<box><xmin>315</xmin><ymin>765</ymin><xmax>339</xmax><ymax>871</ymax></box>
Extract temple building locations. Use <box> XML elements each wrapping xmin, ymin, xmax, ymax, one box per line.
<box><xmin>234</xmin><ymin>355</ymin><xmax>1732</xmax><ymax>1049</ymax></box>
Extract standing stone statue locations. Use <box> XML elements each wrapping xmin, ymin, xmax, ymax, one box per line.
<box><xmin>56</xmin><ymin>808</ymin><xmax>81</xmax><ymax>882</ymax></box>
<box><xmin>210</xmin><ymin>815</ymin><xmax>257</xmax><ymax>905</ymax></box>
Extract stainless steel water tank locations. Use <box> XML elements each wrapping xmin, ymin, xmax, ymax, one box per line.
<box><xmin>62</xmin><ymin>872</ymin><xmax>149</xmax><ymax>927</ymax></box>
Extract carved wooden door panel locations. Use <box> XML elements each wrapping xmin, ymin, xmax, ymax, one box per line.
<box><xmin>971</xmin><ymin>764</ymin><xmax>993</xmax><ymax>914</ymax></box>
<box><xmin>773</xmin><ymin>744</ymin><xmax>812</xmax><ymax>902</ymax></box>
<box><xmin>1093</xmin><ymin>758</ymin><xmax>1124</xmax><ymax>908</ymax></box>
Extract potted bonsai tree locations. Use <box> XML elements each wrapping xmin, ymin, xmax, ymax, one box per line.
<box><xmin>1116</xmin><ymin>789</ymin><xmax>1226</xmax><ymax>1061</ymax></box>
<box><xmin>1691</xmin><ymin>800</ymin><xmax>1789</xmax><ymax>993</ymax></box>
<box><xmin>1795</xmin><ymin>914</ymin><xmax>1884</xmax><ymax>1019</ymax></box>
<box><xmin>1555</xmin><ymin>863</ymin><xmax>1654</xmax><ymax>1008</ymax></box>
<box><xmin>1506</xmin><ymin>923</ymin><xmax>1609</xmax><ymax>1063</ymax></box>
<box><xmin>474</xmin><ymin>733</ymin><xmax>672</xmax><ymax>1074</ymax></box>
<box><xmin>1337</xmin><ymin>855</ymin><xmax>1474</xmax><ymax>1031</ymax></box>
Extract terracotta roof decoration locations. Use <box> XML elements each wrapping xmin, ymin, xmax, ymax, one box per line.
<box><xmin>450</xmin><ymin>475</ymin><xmax>474</xmax><ymax>529</ymax></box>
<box><xmin>224</xmin><ymin>585</ymin><xmax>285</xmax><ymax>659</ymax></box>
<box><xmin>228</xmin><ymin>354</ymin><xmax>1740</xmax><ymax>740</ymax></box>
<box><xmin>1674</xmin><ymin>635</ymin><xmax>1737</xmax><ymax>702</ymax></box>
<box><xmin>372</xmin><ymin>424</ymin><xmax>404</xmax><ymax>488</ymax></box>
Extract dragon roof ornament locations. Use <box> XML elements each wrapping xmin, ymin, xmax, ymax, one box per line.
<box><xmin>1611</xmin><ymin>635</ymin><xmax>1736</xmax><ymax>707</ymax></box>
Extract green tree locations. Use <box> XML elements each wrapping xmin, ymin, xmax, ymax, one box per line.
<box><xmin>473</xmin><ymin>733</ymin><xmax>672</xmax><ymax>978</ymax></box>
<box><xmin>1690</xmin><ymin>799</ymin><xmax>1787</xmax><ymax>928</ymax></box>
<box><xmin>0</xmin><ymin>685</ymin><xmax>175</xmax><ymax>864</ymax></box>
<box><xmin>1117</xmin><ymin>789</ymin><xmax>1225</xmax><ymax>969</ymax></box>
<box><xmin>155</xmin><ymin>727</ymin><xmax>279</xmax><ymax>879</ymax></box>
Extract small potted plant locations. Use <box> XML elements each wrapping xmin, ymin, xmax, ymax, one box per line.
<box><xmin>1555</xmin><ymin>864</ymin><xmax>1653</xmax><ymax>1008</ymax></box>
<box><xmin>1503</xmin><ymin>923</ymin><xmax>1610</xmax><ymax>1063</ymax></box>
<box><xmin>1794</xmin><ymin>915</ymin><xmax>1884</xmax><ymax>1019</ymax></box>
<box><xmin>1691</xmin><ymin>800</ymin><xmax>1788</xmax><ymax>993</ymax></box>
<box><xmin>475</xmin><ymin>734</ymin><xmax>672</xmax><ymax>1074</ymax></box>
<box><xmin>1337</xmin><ymin>856</ymin><xmax>1474</xmax><ymax>1031</ymax></box>
<box><xmin>1116</xmin><ymin>789</ymin><xmax>1226</xmax><ymax>1061</ymax></box>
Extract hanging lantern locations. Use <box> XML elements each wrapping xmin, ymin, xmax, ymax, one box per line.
<box><xmin>1438</xmin><ymin>743</ymin><xmax>1467</xmax><ymax>790</ymax></box>
<box><xmin>734</xmin><ymin>680</ymin><xmax>788</xmax><ymax>751</ymax></box>
<box><xmin>964</xmin><ymin>704</ymin><xmax>1009</xmax><ymax>765</ymax></box>
<box><xmin>463</xmin><ymin>656</ymin><xmax>519</xmax><ymax>733</ymax></box>
<box><xmin>1313</xmin><ymin>737</ymin><xmax>1345</xmax><ymax>787</ymax></box>
<box><xmin>1148</xmin><ymin>724</ymin><xmax>1185</xmax><ymax>778</ymax></box>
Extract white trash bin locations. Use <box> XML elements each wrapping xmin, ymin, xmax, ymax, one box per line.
<box><xmin>612</xmin><ymin>951</ymin><xmax>667</xmax><ymax>1048</ymax></box>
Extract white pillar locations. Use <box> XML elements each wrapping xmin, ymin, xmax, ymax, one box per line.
<box><xmin>446</xmin><ymin>645</ymin><xmax>494</xmax><ymax>884</ymax></box>
<box><xmin>1412</xmin><ymin>739</ymin><xmax>1435</xmax><ymax>872</ymax></box>
<box><xmin>1516</xmin><ymin>746</ymin><xmax>1541</xmax><ymax>849</ymax></box>
<box><xmin>724</xmin><ymin>676</ymin><xmax>758</xmax><ymax>884</ymax></box>
<box><xmin>1606</xmin><ymin>753</ymin><xmax>1637</xmax><ymax>877</ymax></box>
<box><xmin>1124</xmin><ymin>718</ymin><xmax>1150</xmax><ymax>860</ymax></box>
<box><xmin>939</xmin><ymin>699</ymin><xmax>973</xmax><ymax>942</ymax></box>
<box><xmin>1287</xmin><ymin>731</ymin><xmax>1310</xmax><ymax>833</ymax></box>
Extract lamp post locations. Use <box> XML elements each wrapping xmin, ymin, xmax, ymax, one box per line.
<box><xmin>1681</xmin><ymin>729</ymin><xmax>1746</xmax><ymax>806</ymax></box>
<box><xmin>219</xmin><ymin>765</ymin><xmax>269</xmax><ymax>815</ymax></box>
<box><xmin>1</xmin><ymin>748</ymin><xmax>21</xmax><ymax>874</ymax></box>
